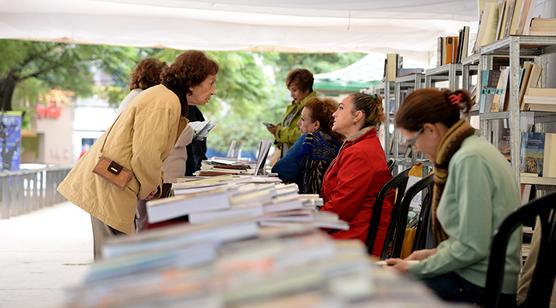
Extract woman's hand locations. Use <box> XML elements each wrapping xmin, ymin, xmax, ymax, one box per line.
<box><xmin>145</xmin><ymin>190</ymin><xmax>157</xmax><ymax>201</ymax></box>
<box><xmin>384</xmin><ymin>258</ymin><xmax>410</xmax><ymax>273</ymax></box>
<box><xmin>266</xmin><ymin>124</ymin><xmax>278</xmax><ymax>135</ymax></box>
<box><xmin>405</xmin><ymin>248</ymin><xmax>437</xmax><ymax>261</ymax></box>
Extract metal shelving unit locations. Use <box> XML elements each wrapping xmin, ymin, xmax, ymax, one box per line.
<box><xmin>390</xmin><ymin>73</ymin><xmax>425</xmax><ymax>167</ymax></box>
<box><xmin>474</xmin><ymin>35</ymin><xmax>556</xmax><ymax>186</ymax></box>
<box><xmin>425</xmin><ymin>64</ymin><xmax>463</xmax><ymax>90</ymax></box>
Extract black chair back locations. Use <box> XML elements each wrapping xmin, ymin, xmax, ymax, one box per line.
<box><xmin>382</xmin><ymin>174</ymin><xmax>434</xmax><ymax>259</ymax></box>
<box><xmin>366</xmin><ymin>167</ymin><xmax>410</xmax><ymax>255</ymax></box>
<box><xmin>484</xmin><ymin>192</ymin><xmax>556</xmax><ymax>308</ymax></box>
<box><xmin>387</xmin><ymin>159</ymin><xmax>396</xmax><ymax>173</ymax></box>
<box><xmin>412</xmin><ymin>180</ymin><xmax>434</xmax><ymax>251</ymax></box>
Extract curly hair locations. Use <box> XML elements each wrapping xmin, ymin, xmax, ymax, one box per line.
<box><xmin>286</xmin><ymin>68</ymin><xmax>314</xmax><ymax>93</ymax></box>
<box><xmin>394</xmin><ymin>88</ymin><xmax>472</xmax><ymax>131</ymax></box>
<box><xmin>304</xmin><ymin>97</ymin><xmax>342</xmax><ymax>140</ymax></box>
<box><xmin>350</xmin><ymin>93</ymin><xmax>385</xmax><ymax>130</ymax></box>
<box><xmin>129</xmin><ymin>58</ymin><xmax>167</xmax><ymax>90</ymax></box>
<box><xmin>161</xmin><ymin>51</ymin><xmax>219</xmax><ymax>116</ymax></box>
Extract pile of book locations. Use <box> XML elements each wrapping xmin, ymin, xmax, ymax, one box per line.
<box><xmin>146</xmin><ymin>175</ymin><xmax>348</xmax><ymax>231</ymax></box>
<box><xmin>197</xmin><ymin>140</ymin><xmax>273</xmax><ymax>176</ymax></box>
<box><xmin>65</xmin><ymin>224</ymin><xmax>377</xmax><ymax>307</ymax></box>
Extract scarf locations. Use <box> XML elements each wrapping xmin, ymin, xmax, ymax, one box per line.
<box><xmin>432</xmin><ymin>119</ymin><xmax>475</xmax><ymax>245</ymax></box>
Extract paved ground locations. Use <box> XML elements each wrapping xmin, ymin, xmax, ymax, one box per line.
<box><xmin>0</xmin><ymin>203</ymin><xmax>92</xmax><ymax>308</ymax></box>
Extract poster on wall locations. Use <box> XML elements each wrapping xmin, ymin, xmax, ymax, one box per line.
<box><xmin>0</xmin><ymin>112</ymin><xmax>22</xmax><ymax>171</ymax></box>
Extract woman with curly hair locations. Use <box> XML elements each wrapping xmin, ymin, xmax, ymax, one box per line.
<box><xmin>58</xmin><ymin>51</ymin><xmax>219</xmax><ymax>259</ymax></box>
<box><xmin>272</xmin><ymin>97</ymin><xmax>342</xmax><ymax>194</ymax></box>
<box><xmin>116</xmin><ymin>57</ymin><xmax>167</xmax><ymax>114</ymax></box>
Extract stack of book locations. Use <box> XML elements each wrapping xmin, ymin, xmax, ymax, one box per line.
<box><xmin>146</xmin><ymin>176</ymin><xmax>348</xmax><ymax>231</ymax></box>
<box><xmin>65</xmin><ymin>227</ymin><xmax>376</xmax><ymax>307</ymax></box>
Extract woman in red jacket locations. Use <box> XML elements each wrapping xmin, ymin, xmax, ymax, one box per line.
<box><xmin>320</xmin><ymin>93</ymin><xmax>393</xmax><ymax>256</ymax></box>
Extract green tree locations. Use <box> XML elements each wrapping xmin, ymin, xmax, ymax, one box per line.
<box><xmin>2</xmin><ymin>40</ymin><xmax>366</xmax><ymax>156</ymax></box>
<box><xmin>0</xmin><ymin>39</ymin><xmax>143</xmax><ymax>111</ymax></box>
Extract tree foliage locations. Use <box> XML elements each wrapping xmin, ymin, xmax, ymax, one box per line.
<box><xmin>1</xmin><ymin>39</ymin><xmax>365</xmax><ymax>154</ymax></box>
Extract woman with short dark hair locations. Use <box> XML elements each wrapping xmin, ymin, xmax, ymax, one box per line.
<box><xmin>266</xmin><ymin>68</ymin><xmax>317</xmax><ymax>158</ymax></box>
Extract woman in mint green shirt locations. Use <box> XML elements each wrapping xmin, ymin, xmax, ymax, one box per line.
<box><xmin>386</xmin><ymin>88</ymin><xmax>521</xmax><ymax>307</ymax></box>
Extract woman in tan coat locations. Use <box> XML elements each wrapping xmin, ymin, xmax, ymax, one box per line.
<box><xmin>58</xmin><ymin>51</ymin><xmax>219</xmax><ymax>255</ymax></box>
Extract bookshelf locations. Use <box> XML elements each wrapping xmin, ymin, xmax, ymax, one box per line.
<box><xmin>424</xmin><ymin>64</ymin><xmax>463</xmax><ymax>90</ymax></box>
<box><xmin>473</xmin><ymin>35</ymin><xmax>556</xmax><ymax>186</ymax></box>
<box><xmin>390</xmin><ymin>73</ymin><xmax>425</xmax><ymax>168</ymax></box>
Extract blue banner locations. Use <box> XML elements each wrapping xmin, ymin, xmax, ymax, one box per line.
<box><xmin>0</xmin><ymin>112</ymin><xmax>22</xmax><ymax>171</ymax></box>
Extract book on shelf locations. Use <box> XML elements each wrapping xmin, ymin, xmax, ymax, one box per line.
<box><xmin>479</xmin><ymin>70</ymin><xmax>502</xmax><ymax>114</ymax></box>
<box><xmin>491</xmin><ymin>67</ymin><xmax>510</xmax><ymax>112</ymax></box>
<box><xmin>528</xmin><ymin>17</ymin><xmax>556</xmax><ymax>35</ymax></box>
<box><xmin>542</xmin><ymin>133</ymin><xmax>556</xmax><ymax>178</ymax></box>
<box><xmin>496</xmin><ymin>0</ymin><xmax>508</xmax><ymax>40</ymax></box>
<box><xmin>474</xmin><ymin>2</ymin><xmax>499</xmax><ymax>52</ymax></box>
<box><xmin>146</xmin><ymin>188</ymin><xmax>230</xmax><ymax>223</ymax></box>
<box><xmin>520</xmin><ymin>132</ymin><xmax>545</xmax><ymax>176</ymax></box>
<box><xmin>524</xmin><ymin>88</ymin><xmax>556</xmax><ymax>112</ymax></box>
<box><xmin>522</xmin><ymin>63</ymin><xmax>542</xmax><ymax>110</ymax></box>
<box><xmin>384</xmin><ymin>53</ymin><xmax>401</xmax><ymax>82</ymax></box>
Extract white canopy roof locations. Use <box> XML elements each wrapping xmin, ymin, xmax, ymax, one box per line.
<box><xmin>0</xmin><ymin>0</ymin><xmax>477</xmax><ymax>63</ymax></box>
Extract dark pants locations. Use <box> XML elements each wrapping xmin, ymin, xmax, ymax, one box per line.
<box><xmin>421</xmin><ymin>272</ymin><xmax>516</xmax><ymax>307</ymax></box>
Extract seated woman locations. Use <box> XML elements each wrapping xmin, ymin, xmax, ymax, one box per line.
<box><xmin>386</xmin><ymin>89</ymin><xmax>521</xmax><ymax>307</ymax></box>
<box><xmin>320</xmin><ymin>93</ymin><xmax>393</xmax><ymax>256</ymax></box>
<box><xmin>272</xmin><ymin>97</ymin><xmax>342</xmax><ymax>194</ymax></box>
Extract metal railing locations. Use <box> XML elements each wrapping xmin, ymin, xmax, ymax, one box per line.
<box><xmin>0</xmin><ymin>166</ymin><xmax>71</xmax><ymax>219</ymax></box>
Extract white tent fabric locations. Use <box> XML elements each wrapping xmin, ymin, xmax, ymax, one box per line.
<box><xmin>0</xmin><ymin>0</ymin><xmax>477</xmax><ymax>62</ymax></box>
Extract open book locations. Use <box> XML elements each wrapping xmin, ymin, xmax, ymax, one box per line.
<box><xmin>189</xmin><ymin>120</ymin><xmax>215</xmax><ymax>141</ymax></box>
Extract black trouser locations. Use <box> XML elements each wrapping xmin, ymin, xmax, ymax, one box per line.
<box><xmin>421</xmin><ymin>272</ymin><xmax>516</xmax><ymax>307</ymax></box>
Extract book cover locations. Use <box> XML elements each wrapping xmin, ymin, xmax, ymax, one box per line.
<box><xmin>520</xmin><ymin>132</ymin><xmax>545</xmax><ymax>176</ymax></box>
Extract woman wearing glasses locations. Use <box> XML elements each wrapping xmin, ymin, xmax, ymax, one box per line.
<box><xmin>386</xmin><ymin>88</ymin><xmax>520</xmax><ymax>306</ymax></box>
<box><xmin>319</xmin><ymin>93</ymin><xmax>393</xmax><ymax>256</ymax></box>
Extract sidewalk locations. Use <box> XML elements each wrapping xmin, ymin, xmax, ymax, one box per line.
<box><xmin>0</xmin><ymin>202</ymin><xmax>92</xmax><ymax>308</ymax></box>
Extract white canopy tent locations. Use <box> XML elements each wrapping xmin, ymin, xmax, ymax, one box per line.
<box><xmin>0</xmin><ymin>0</ymin><xmax>478</xmax><ymax>64</ymax></box>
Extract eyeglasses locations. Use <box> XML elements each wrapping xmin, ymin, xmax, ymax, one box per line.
<box><xmin>402</xmin><ymin>128</ymin><xmax>423</xmax><ymax>147</ymax></box>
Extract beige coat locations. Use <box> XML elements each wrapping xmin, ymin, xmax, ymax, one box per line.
<box><xmin>58</xmin><ymin>85</ymin><xmax>185</xmax><ymax>234</ymax></box>
<box><xmin>162</xmin><ymin>124</ymin><xmax>194</xmax><ymax>183</ymax></box>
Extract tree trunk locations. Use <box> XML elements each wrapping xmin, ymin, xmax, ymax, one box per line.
<box><xmin>0</xmin><ymin>75</ymin><xmax>17</xmax><ymax>111</ymax></box>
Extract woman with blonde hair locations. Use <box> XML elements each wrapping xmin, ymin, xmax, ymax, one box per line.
<box><xmin>320</xmin><ymin>93</ymin><xmax>393</xmax><ymax>256</ymax></box>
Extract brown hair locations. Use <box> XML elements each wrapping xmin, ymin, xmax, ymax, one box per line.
<box><xmin>350</xmin><ymin>93</ymin><xmax>385</xmax><ymax>129</ymax></box>
<box><xmin>286</xmin><ymin>68</ymin><xmax>314</xmax><ymax>93</ymax></box>
<box><xmin>129</xmin><ymin>58</ymin><xmax>167</xmax><ymax>90</ymax></box>
<box><xmin>394</xmin><ymin>88</ymin><xmax>472</xmax><ymax>131</ymax></box>
<box><xmin>161</xmin><ymin>50</ymin><xmax>219</xmax><ymax>116</ymax></box>
<box><xmin>304</xmin><ymin>97</ymin><xmax>342</xmax><ymax>140</ymax></box>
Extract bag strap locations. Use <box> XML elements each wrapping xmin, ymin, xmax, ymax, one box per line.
<box><xmin>99</xmin><ymin>114</ymin><xmax>121</xmax><ymax>156</ymax></box>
